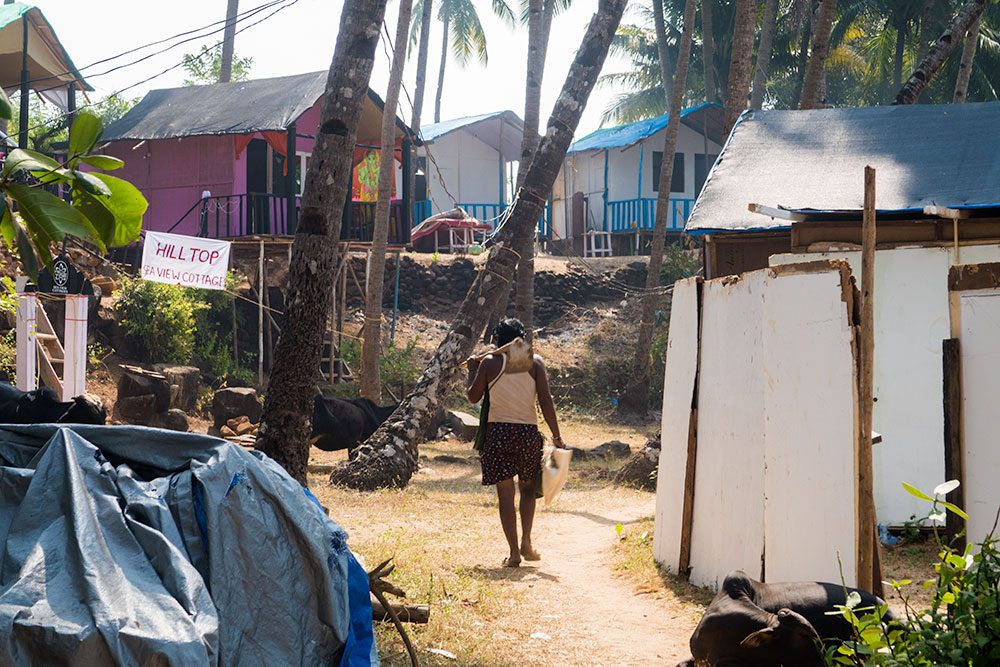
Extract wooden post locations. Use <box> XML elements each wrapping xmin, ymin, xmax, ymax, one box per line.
<box><xmin>678</xmin><ymin>279</ymin><xmax>704</xmax><ymax>576</ymax></box>
<box><xmin>337</xmin><ymin>257</ymin><xmax>348</xmax><ymax>382</ymax></box>
<box><xmin>232</xmin><ymin>296</ymin><xmax>239</xmax><ymax>366</ymax></box>
<box><xmin>857</xmin><ymin>166</ymin><xmax>877</xmax><ymax>593</ymax></box>
<box><xmin>258</xmin><ymin>239</ymin><xmax>264</xmax><ymax>386</ymax></box>
<box><xmin>263</xmin><ymin>256</ymin><xmax>272</xmax><ymax>373</ymax></box>
<box><xmin>15</xmin><ymin>293</ymin><xmax>36</xmax><ymax>391</ymax></box>
<box><xmin>942</xmin><ymin>338</ymin><xmax>966</xmax><ymax>551</ymax></box>
<box><xmin>62</xmin><ymin>295</ymin><xmax>89</xmax><ymax>400</ymax></box>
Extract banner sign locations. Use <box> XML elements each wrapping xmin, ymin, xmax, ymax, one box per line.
<box><xmin>141</xmin><ymin>231</ymin><xmax>231</xmax><ymax>290</ymax></box>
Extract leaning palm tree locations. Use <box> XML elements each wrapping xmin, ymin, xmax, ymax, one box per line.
<box><xmin>619</xmin><ymin>0</ymin><xmax>699</xmax><ymax>417</ymax></box>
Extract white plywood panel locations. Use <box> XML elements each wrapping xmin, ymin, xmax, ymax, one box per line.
<box><xmin>958</xmin><ymin>291</ymin><xmax>1000</xmax><ymax>544</ymax></box>
<box><xmin>653</xmin><ymin>278</ymin><xmax>701</xmax><ymax>569</ymax></box>
<box><xmin>688</xmin><ymin>271</ymin><xmax>766</xmax><ymax>590</ymax></box>
<box><xmin>771</xmin><ymin>247</ymin><xmax>954</xmax><ymax>525</ymax></box>
<box><xmin>762</xmin><ymin>268</ymin><xmax>857</xmax><ymax>585</ymax></box>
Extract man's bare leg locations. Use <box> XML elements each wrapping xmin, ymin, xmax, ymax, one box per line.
<box><xmin>496</xmin><ymin>478</ymin><xmax>520</xmax><ymax>566</ymax></box>
<box><xmin>518</xmin><ymin>477</ymin><xmax>540</xmax><ymax>560</ymax></box>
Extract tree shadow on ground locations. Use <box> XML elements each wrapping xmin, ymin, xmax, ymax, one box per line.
<box><xmin>458</xmin><ymin>564</ymin><xmax>561</xmax><ymax>583</ymax></box>
<box><xmin>541</xmin><ymin>507</ymin><xmax>648</xmax><ymax>527</ymax></box>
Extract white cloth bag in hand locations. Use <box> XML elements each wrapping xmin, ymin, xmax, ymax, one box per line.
<box><xmin>542</xmin><ymin>445</ymin><xmax>572</xmax><ymax>507</ymax></box>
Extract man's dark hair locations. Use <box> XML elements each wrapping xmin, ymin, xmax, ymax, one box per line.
<box><xmin>493</xmin><ymin>318</ymin><xmax>526</xmax><ymax>347</ymax></box>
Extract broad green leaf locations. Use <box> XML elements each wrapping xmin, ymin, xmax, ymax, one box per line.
<box><xmin>14</xmin><ymin>224</ymin><xmax>37</xmax><ymax>281</ymax></box>
<box><xmin>0</xmin><ymin>87</ymin><xmax>11</xmax><ymax>121</ymax></box>
<box><xmin>79</xmin><ymin>154</ymin><xmax>124</xmax><ymax>171</ymax></box>
<box><xmin>934</xmin><ymin>480</ymin><xmax>960</xmax><ymax>497</ymax></box>
<box><xmin>26</xmin><ymin>223</ymin><xmax>54</xmax><ymax>273</ymax></box>
<box><xmin>73</xmin><ymin>171</ymin><xmax>112</xmax><ymax>197</ymax></box>
<box><xmin>72</xmin><ymin>173</ymin><xmax>146</xmax><ymax>247</ymax></box>
<box><xmin>2</xmin><ymin>148</ymin><xmax>62</xmax><ymax>179</ymax></box>
<box><xmin>941</xmin><ymin>501</ymin><xmax>969</xmax><ymax>520</ymax></box>
<box><xmin>902</xmin><ymin>482</ymin><xmax>933</xmax><ymax>502</ymax></box>
<box><xmin>68</xmin><ymin>112</ymin><xmax>103</xmax><ymax>155</ymax></box>
<box><xmin>0</xmin><ymin>201</ymin><xmax>11</xmax><ymax>248</ymax></box>
<box><xmin>941</xmin><ymin>591</ymin><xmax>956</xmax><ymax>604</ymax></box>
<box><xmin>8</xmin><ymin>184</ymin><xmax>106</xmax><ymax>252</ymax></box>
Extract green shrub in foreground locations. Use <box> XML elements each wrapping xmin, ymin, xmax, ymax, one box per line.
<box><xmin>825</xmin><ymin>481</ymin><xmax>1000</xmax><ymax>666</ymax></box>
<box><xmin>116</xmin><ymin>276</ymin><xmax>196</xmax><ymax>364</ymax></box>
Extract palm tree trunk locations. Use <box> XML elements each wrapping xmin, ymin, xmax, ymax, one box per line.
<box><xmin>799</xmin><ymin>0</ymin><xmax>837</xmax><ymax>109</ymax></box>
<box><xmin>790</xmin><ymin>5</ymin><xmax>813</xmax><ymax>108</ymax></box>
<box><xmin>219</xmin><ymin>0</ymin><xmax>239</xmax><ymax>83</ymax></box>
<box><xmin>916</xmin><ymin>0</ymin><xmax>937</xmax><ymax>64</ymax></box>
<box><xmin>408</xmin><ymin>0</ymin><xmax>435</xmax><ymax>227</ymax></box>
<box><xmin>511</xmin><ymin>0</ymin><xmax>546</xmax><ymax>342</ymax></box>
<box><xmin>724</xmin><ymin>0</ymin><xmax>757</xmax><ymax>133</ymax></box>
<box><xmin>361</xmin><ymin>0</ymin><xmax>414</xmax><ymax>401</ymax></box>
<box><xmin>702</xmin><ymin>0</ymin><xmax>717</xmax><ymax>103</ymax></box>
<box><xmin>434</xmin><ymin>3</ymin><xmax>451</xmax><ymax>123</ymax></box>
<box><xmin>896</xmin><ymin>0</ymin><xmax>987</xmax><ymax>105</ymax></box>
<box><xmin>256</xmin><ymin>0</ymin><xmax>389</xmax><ymax>485</ymax></box>
<box><xmin>952</xmin><ymin>15</ymin><xmax>981</xmax><ymax>103</ymax></box>
<box><xmin>328</xmin><ymin>0</ymin><xmax>630</xmax><ymax>490</ymax></box>
<box><xmin>620</xmin><ymin>0</ymin><xmax>698</xmax><ymax>416</ymax></box>
<box><xmin>892</xmin><ymin>18</ymin><xmax>906</xmax><ymax>95</ymax></box>
<box><xmin>750</xmin><ymin>0</ymin><xmax>779</xmax><ymax>110</ymax></box>
<box><xmin>653</xmin><ymin>0</ymin><xmax>675</xmax><ymax>101</ymax></box>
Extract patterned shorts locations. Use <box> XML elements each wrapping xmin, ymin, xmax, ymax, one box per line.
<box><xmin>480</xmin><ymin>422</ymin><xmax>543</xmax><ymax>486</ymax></box>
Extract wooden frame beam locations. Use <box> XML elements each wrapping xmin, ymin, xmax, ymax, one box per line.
<box><xmin>748</xmin><ymin>203</ymin><xmax>808</xmax><ymax>222</ymax></box>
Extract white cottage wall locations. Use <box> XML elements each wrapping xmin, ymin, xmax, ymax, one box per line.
<box><xmin>420</xmin><ymin>130</ymin><xmax>506</xmax><ymax>216</ymax></box>
<box><xmin>770</xmin><ymin>243</ymin><xmax>1000</xmax><ymax>526</ymax></box>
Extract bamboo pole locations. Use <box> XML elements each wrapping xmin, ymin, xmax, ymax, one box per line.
<box><xmin>857</xmin><ymin>166</ymin><xmax>877</xmax><ymax>593</ymax></box>
<box><xmin>337</xmin><ymin>259</ymin><xmax>348</xmax><ymax>382</ymax></box>
<box><xmin>263</xmin><ymin>255</ymin><xmax>272</xmax><ymax>373</ymax></box>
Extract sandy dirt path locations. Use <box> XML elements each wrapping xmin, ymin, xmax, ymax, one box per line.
<box><xmin>490</xmin><ymin>490</ymin><xmax>701</xmax><ymax>666</ymax></box>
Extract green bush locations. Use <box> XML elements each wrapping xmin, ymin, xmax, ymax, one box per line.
<box><xmin>824</xmin><ymin>480</ymin><xmax>1000</xmax><ymax>666</ymax></box>
<box><xmin>116</xmin><ymin>276</ymin><xmax>196</xmax><ymax>363</ymax></box>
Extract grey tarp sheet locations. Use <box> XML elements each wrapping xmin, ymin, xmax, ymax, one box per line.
<box><xmin>0</xmin><ymin>425</ymin><xmax>376</xmax><ymax>666</ymax></box>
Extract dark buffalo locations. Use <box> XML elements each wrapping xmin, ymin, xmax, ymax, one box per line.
<box><xmin>0</xmin><ymin>383</ymin><xmax>107</xmax><ymax>425</ymax></box>
<box><xmin>310</xmin><ymin>394</ymin><xmax>397</xmax><ymax>454</ymax></box>
<box><xmin>679</xmin><ymin>570</ymin><xmax>899</xmax><ymax>667</ymax></box>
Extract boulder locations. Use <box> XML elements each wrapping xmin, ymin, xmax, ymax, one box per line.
<box><xmin>118</xmin><ymin>365</ymin><xmax>171</xmax><ymax>414</ymax></box>
<box><xmin>447</xmin><ymin>410</ymin><xmax>479</xmax><ymax>441</ymax></box>
<box><xmin>423</xmin><ymin>405</ymin><xmax>449</xmax><ymax>440</ymax></box>
<box><xmin>612</xmin><ymin>434</ymin><xmax>661</xmax><ymax>492</ymax></box>
<box><xmin>154</xmin><ymin>409</ymin><xmax>190</xmax><ymax>432</ymax></box>
<box><xmin>115</xmin><ymin>394</ymin><xmax>157</xmax><ymax>425</ymax></box>
<box><xmin>569</xmin><ymin>446</ymin><xmax>589</xmax><ymax>461</ymax></box>
<box><xmin>591</xmin><ymin>440</ymin><xmax>632</xmax><ymax>459</ymax></box>
<box><xmin>211</xmin><ymin>387</ymin><xmax>261</xmax><ymax>429</ymax></box>
<box><xmin>154</xmin><ymin>365</ymin><xmax>201</xmax><ymax>412</ymax></box>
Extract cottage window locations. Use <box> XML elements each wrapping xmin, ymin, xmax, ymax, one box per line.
<box><xmin>652</xmin><ymin>152</ymin><xmax>685</xmax><ymax>193</ymax></box>
<box><xmin>694</xmin><ymin>153</ymin><xmax>719</xmax><ymax>196</ymax></box>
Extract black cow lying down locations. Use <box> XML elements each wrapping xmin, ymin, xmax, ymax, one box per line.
<box><xmin>0</xmin><ymin>382</ymin><xmax>107</xmax><ymax>425</ymax></box>
<box><xmin>311</xmin><ymin>394</ymin><xmax>397</xmax><ymax>454</ymax></box>
<box><xmin>679</xmin><ymin>570</ymin><xmax>899</xmax><ymax>667</ymax></box>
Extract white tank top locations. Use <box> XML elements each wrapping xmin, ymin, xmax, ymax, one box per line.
<box><xmin>487</xmin><ymin>354</ymin><xmax>537</xmax><ymax>425</ymax></box>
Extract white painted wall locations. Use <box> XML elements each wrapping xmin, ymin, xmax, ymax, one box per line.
<box><xmin>653</xmin><ymin>277</ymin><xmax>700</xmax><ymax>569</ymax></box>
<box><xmin>771</xmin><ymin>244</ymin><xmax>1000</xmax><ymax>526</ymax></box>
<box><xmin>656</xmin><ymin>265</ymin><xmax>859</xmax><ymax>589</ymax></box>
<box><xmin>761</xmin><ymin>269</ymin><xmax>857</xmax><ymax>585</ymax></box>
<box><xmin>688</xmin><ymin>270</ymin><xmax>766</xmax><ymax>590</ymax></box>
<box><xmin>956</xmin><ymin>289</ymin><xmax>1000</xmax><ymax>544</ymax></box>
<box><xmin>418</xmin><ymin>130</ymin><xmax>508</xmax><ymax>215</ymax></box>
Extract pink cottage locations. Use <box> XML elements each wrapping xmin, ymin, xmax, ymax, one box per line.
<box><xmin>100</xmin><ymin>71</ymin><xmax>415</xmax><ymax>244</ymax></box>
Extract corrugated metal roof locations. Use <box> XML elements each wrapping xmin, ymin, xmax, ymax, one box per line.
<box><xmin>686</xmin><ymin>102</ymin><xmax>1000</xmax><ymax>234</ymax></box>
<box><xmin>420</xmin><ymin>110</ymin><xmax>525</xmax><ymax>160</ymax></box>
<box><xmin>568</xmin><ymin>102</ymin><xmax>725</xmax><ymax>153</ymax></box>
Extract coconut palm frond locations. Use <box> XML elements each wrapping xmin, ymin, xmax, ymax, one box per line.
<box><xmin>600</xmin><ymin>87</ymin><xmax>667</xmax><ymax>126</ymax></box>
<box><xmin>448</xmin><ymin>0</ymin><xmax>489</xmax><ymax>66</ymax></box>
<box><xmin>492</xmin><ymin>0</ymin><xmax>516</xmax><ymax>28</ymax></box>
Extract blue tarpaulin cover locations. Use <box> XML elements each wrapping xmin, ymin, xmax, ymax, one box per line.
<box><xmin>0</xmin><ymin>425</ymin><xmax>377</xmax><ymax>666</ymax></box>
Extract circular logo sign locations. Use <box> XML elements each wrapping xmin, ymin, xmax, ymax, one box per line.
<box><xmin>53</xmin><ymin>258</ymin><xmax>69</xmax><ymax>287</ymax></box>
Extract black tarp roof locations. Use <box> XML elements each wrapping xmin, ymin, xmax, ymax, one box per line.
<box><xmin>102</xmin><ymin>71</ymin><xmax>412</xmax><ymax>143</ymax></box>
<box><xmin>685</xmin><ymin>102</ymin><xmax>1000</xmax><ymax>234</ymax></box>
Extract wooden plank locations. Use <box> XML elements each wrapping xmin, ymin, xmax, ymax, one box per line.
<box><xmin>942</xmin><ymin>338</ymin><xmax>966</xmax><ymax>551</ymax></box>
<box><xmin>257</xmin><ymin>239</ymin><xmax>264</xmax><ymax>386</ymax></box>
<box><xmin>747</xmin><ymin>203</ymin><xmax>808</xmax><ymax>222</ymax></box>
<box><xmin>653</xmin><ymin>277</ymin><xmax>702</xmax><ymax>572</ymax></box>
<box><xmin>856</xmin><ymin>166</ymin><xmax>876</xmax><ymax>593</ymax></box>
<box><xmin>948</xmin><ymin>262</ymin><xmax>1000</xmax><ymax>292</ymax></box>
<box><xmin>677</xmin><ymin>283</ymin><xmax>703</xmax><ymax>575</ymax></box>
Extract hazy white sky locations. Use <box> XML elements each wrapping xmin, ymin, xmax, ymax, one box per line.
<box><xmin>34</xmin><ymin>0</ymin><xmax>638</xmax><ymax>136</ymax></box>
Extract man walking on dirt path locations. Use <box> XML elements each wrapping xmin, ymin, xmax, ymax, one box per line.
<box><xmin>467</xmin><ymin>318</ymin><xmax>566</xmax><ymax>567</ymax></box>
